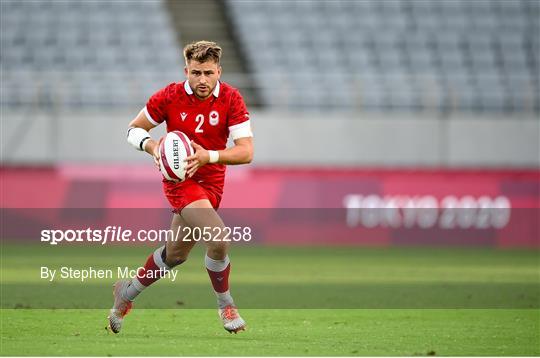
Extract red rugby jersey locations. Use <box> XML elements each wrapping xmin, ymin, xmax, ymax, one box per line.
<box><xmin>144</xmin><ymin>81</ymin><xmax>250</xmax><ymax>191</ymax></box>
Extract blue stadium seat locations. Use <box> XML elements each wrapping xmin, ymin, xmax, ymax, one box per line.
<box><xmin>225</xmin><ymin>0</ymin><xmax>538</xmax><ymax>113</ymax></box>
<box><xmin>1</xmin><ymin>0</ymin><xmax>179</xmax><ymax>108</ymax></box>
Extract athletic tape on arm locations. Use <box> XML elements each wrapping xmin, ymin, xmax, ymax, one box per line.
<box><xmin>229</xmin><ymin>120</ymin><xmax>253</xmax><ymax>140</ymax></box>
<box><xmin>127</xmin><ymin>127</ymin><xmax>151</xmax><ymax>151</ymax></box>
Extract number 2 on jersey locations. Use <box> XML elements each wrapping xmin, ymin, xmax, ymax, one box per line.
<box><xmin>195</xmin><ymin>114</ymin><xmax>204</xmax><ymax>133</ymax></box>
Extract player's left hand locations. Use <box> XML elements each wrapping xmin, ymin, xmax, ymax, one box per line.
<box><xmin>185</xmin><ymin>141</ymin><xmax>209</xmax><ymax>178</ymax></box>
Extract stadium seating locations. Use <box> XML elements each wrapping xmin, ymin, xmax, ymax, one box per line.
<box><xmin>1</xmin><ymin>0</ymin><xmax>181</xmax><ymax>108</ymax></box>
<box><xmin>1</xmin><ymin>0</ymin><xmax>538</xmax><ymax>113</ymax></box>
<box><xmin>226</xmin><ymin>0</ymin><xmax>539</xmax><ymax>112</ymax></box>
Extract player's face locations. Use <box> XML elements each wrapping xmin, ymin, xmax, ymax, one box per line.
<box><xmin>185</xmin><ymin>60</ymin><xmax>221</xmax><ymax>100</ymax></box>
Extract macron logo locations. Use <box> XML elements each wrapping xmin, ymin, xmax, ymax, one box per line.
<box><xmin>217</xmin><ymin>277</ymin><xmax>224</xmax><ymax>281</ymax></box>
<box><xmin>181</xmin><ymin>113</ymin><xmax>187</xmax><ymax>121</ymax></box>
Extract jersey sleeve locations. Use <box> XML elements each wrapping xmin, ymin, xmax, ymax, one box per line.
<box><xmin>143</xmin><ymin>83</ymin><xmax>175</xmax><ymax>126</ymax></box>
<box><xmin>228</xmin><ymin>89</ymin><xmax>253</xmax><ymax>140</ymax></box>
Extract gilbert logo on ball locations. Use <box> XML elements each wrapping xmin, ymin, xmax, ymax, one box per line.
<box><xmin>158</xmin><ymin>131</ymin><xmax>193</xmax><ymax>182</ymax></box>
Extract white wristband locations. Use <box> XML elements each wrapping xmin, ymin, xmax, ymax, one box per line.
<box><xmin>208</xmin><ymin>150</ymin><xmax>219</xmax><ymax>164</ymax></box>
<box><xmin>127</xmin><ymin>127</ymin><xmax>151</xmax><ymax>151</ymax></box>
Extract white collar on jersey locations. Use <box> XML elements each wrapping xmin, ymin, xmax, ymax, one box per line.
<box><xmin>184</xmin><ymin>80</ymin><xmax>220</xmax><ymax>97</ymax></box>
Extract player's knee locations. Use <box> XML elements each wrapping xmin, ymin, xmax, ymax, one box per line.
<box><xmin>164</xmin><ymin>255</ymin><xmax>186</xmax><ymax>268</ymax></box>
<box><xmin>163</xmin><ymin>248</ymin><xmax>188</xmax><ymax>268</ymax></box>
<box><xmin>206</xmin><ymin>242</ymin><xmax>229</xmax><ymax>260</ymax></box>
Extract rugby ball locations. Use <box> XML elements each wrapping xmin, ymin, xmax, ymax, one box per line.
<box><xmin>158</xmin><ymin>131</ymin><xmax>194</xmax><ymax>182</ymax></box>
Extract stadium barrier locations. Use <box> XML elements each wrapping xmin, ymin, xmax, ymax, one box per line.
<box><xmin>1</xmin><ymin>165</ymin><xmax>538</xmax><ymax>248</ymax></box>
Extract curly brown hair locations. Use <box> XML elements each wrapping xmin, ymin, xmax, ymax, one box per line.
<box><xmin>183</xmin><ymin>40</ymin><xmax>222</xmax><ymax>64</ymax></box>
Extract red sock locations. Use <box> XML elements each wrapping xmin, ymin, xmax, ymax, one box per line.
<box><xmin>136</xmin><ymin>246</ymin><xmax>168</xmax><ymax>287</ymax></box>
<box><xmin>206</xmin><ymin>263</ymin><xmax>230</xmax><ymax>293</ymax></box>
<box><xmin>205</xmin><ymin>255</ymin><xmax>230</xmax><ymax>293</ymax></box>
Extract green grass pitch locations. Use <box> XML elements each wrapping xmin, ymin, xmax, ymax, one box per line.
<box><xmin>1</xmin><ymin>244</ymin><xmax>539</xmax><ymax>356</ymax></box>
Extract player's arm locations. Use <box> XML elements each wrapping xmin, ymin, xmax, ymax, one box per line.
<box><xmin>126</xmin><ymin>109</ymin><xmax>160</xmax><ymax>166</ymax></box>
<box><xmin>185</xmin><ymin>137</ymin><xmax>253</xmax><ymax>178</ymax></box>
<box><xmin>185</xmin><ymin>89</ymin><xmax>253</xmax><ymax>177</ymax></box>
<box><xmin>215</xmin><ymin>137</ymin><xmax>254</xmax><ymax>165</ymax></box>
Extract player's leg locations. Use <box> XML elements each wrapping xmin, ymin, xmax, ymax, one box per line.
<box><xmin>181</xmin><ymin>199</ymin><xmax>246</xmax><ymax>333</ymax></box>
<box><xmin>108</xmin><ymin>214</ymin><xmax>197</xmax><ymax>333</ymax></box>
<box><xmin>123</xmin><ymin>213</ymin><xmax>196</xmax><ymax>298</ymax></box>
